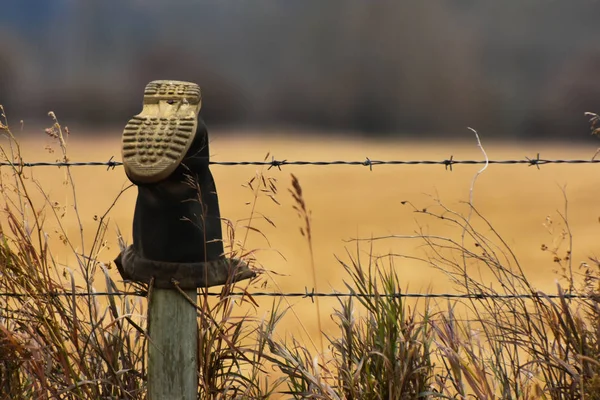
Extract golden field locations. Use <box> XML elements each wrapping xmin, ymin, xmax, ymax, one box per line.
<box><xmin>6</xmin><ymin>128</ymin><xmax>600</xmax><ymax>347</ymax></box>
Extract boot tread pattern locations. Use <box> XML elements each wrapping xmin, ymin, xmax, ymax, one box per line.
<box><xmin>144</xmin><ymin>81</ymin><xmax>201</xmax><ymax>103</ymax></box>
<box><xmin>122</xmin><ymin>80</ymin><xmax>200</xmax><ymax>183</ymax></box>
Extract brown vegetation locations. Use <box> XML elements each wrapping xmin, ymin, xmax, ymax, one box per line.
<box><xmin>0</xmin><ymin>110</ymin><xmax>599</xmax><ymax>398</ymax></box>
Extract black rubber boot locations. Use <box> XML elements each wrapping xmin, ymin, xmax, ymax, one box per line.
<box><xmin>115</xmin><ymin>80</ymin><xmax>254</xmax><ymax>288</ymax></box>
<box><xmin>131</xmin><ymin>119</ymin><xmax>225</xmax><ymax>263</ymax></box>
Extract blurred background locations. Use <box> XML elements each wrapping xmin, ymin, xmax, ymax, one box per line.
<box><xmin>1</xmin><ymin>0</ymin><xmax>600</xmax><ymax>140</ymax></box>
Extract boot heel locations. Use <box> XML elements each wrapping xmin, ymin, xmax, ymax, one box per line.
<box><xmin>122</xmin><ymin>80</ymin><xmax>202</xmax><ymax>184</ymax></box>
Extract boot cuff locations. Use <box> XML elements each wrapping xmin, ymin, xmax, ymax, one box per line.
<box><xmin>114</xmin><ymin>245</ymin><xmax>256</xmax><ymax>289</ymax></box>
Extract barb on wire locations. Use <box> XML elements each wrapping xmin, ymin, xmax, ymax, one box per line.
<box><xmin>0</xmin><ymin>290</ymin><xmax>594</xmax><ymax>301</ymax></box>
<box><xmin>1</xmin><ymin>156</ymin><xmax>600</xmax><ymax>169</ymax></box>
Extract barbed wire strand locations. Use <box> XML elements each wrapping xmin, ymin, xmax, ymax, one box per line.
<box><xmin>1</xmin><ymin>155</ymin><xmax>600</xmax><ymax>171</ymax></box>
<box><xmin>0</xmin><ymin>290</ymin><xmax>594</xmax><ymax>301</ymax></box>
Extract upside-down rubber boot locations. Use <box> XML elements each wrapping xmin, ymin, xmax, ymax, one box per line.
<box><xmin>115</xmin><ymin>80</ymin><xmax>255</xmax><ymax>288</ymax></box>
<box><xmin>121</xmin><ymin>80</ymin><xmax>202</xmax><ymax>185</ymax></box>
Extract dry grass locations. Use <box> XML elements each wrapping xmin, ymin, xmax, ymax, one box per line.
<box><xmin>1</xmin><ymin>110</ymin><xmax>599</xmax><ymax>398</ymax></box>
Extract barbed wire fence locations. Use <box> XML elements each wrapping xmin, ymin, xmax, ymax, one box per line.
<box><xmin>2</xmin><ymin>155</ymin><xmax>600</xmax><ymax>170</ymax></box>
<box><xmin>0</xmin><ymin>290</ymin><xmax>595</xmax><ymax>300</ymax></box>
<box><xmin>1</xmin><ymin>154</ymin><xmax>599</xmax><ymax>302</ymax></box>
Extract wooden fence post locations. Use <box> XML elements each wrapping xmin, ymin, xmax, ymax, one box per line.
<box><xmin>147</xmin><ymin>288</ymin><xmax>198</xmax><ymax>400</ymax></box>
<box><xmin>114</xmin><ymin>80</ymin><xmax>255</xmax><ymax>399</ymax></box>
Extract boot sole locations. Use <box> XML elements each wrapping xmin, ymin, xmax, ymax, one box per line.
<box><xmin>122</xmin><ymin>80</ymin><xmax>202</xmax><ymax>184</ymax></box>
